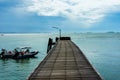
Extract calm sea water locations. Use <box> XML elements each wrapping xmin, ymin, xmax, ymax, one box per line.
<box><xmin>0</xmin><ymin>33</ymin><xmax>120</xmax><ymax>80</ymax></box>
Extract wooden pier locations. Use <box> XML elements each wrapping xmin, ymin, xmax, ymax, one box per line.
<box><xmin>28</xmin><ymin>37</ymin><xmax>103</xmax><ymax>80</ymax></box>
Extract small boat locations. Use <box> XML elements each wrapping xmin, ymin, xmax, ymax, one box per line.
<box><xmin>1</xmin><ymin>34</ymin><xmax>4</xmax><ymax>36</ymax></box>
<box><xmin>12</xmin><ymin>51</ymin><xmax>39</xmax><ymax>59</ymax></box>
<box><xmin>0</xmin><ymin>47</ymin><xmax>39</xmax><ymax>59</ymax></box>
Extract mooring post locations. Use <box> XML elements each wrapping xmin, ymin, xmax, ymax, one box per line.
<box><xmin>56</xmin><ymin>37</ymin><xmax>59</xmax><ymax>42</ymax></box>
<box><xmin>47</xmin><ymin>38</ymin><xmax>53</xmax><ymax>53</ymax></box>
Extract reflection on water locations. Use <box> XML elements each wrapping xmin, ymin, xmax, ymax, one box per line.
<box><xmin>15</xmin><ymin>59</ymin><xmax>30</xmax><ymax>63</ymax></box>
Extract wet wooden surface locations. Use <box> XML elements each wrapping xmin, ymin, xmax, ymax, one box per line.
<box><xmin>28</xmin><ymin>40</ymin><xmax>103</xmax><ymax>80</ymax></box>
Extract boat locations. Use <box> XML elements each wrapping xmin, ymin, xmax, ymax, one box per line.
<box><xmin>0</xmin><ymin>47</ymin><xmax>39</xmax><ymax>59</ymax></box>
<box><xmin>1</xmin><ymin>34</ymin><xmax>4</xmax><ymax>36</ymax></box>
<box><xmin>13</xmin><ymin>52</ymin><xmax>38</xmax><ymax>59</ymax></box>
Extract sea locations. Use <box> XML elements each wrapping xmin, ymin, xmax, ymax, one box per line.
<box><xmin>0</xmin><ymin>33</ymin><xmax>120</xmax><ymax>80</ymax></box>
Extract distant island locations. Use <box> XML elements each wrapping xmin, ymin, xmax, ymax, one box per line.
<box><xmin>0</xmin><ymin>31</ymin><xmax>120</xmax><ymax>34</ymax></box>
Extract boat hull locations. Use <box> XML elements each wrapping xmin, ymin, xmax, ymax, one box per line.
<box><xmin>0</xmin><ymin>51</ymin><xmax>38</xmax><ymax>59</ymax></box>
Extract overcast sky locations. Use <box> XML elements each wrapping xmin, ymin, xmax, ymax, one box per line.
<box><xmin>0</xmin><ymin>0</ymin><xmax>120</xmax><ymax>33</ymax></box>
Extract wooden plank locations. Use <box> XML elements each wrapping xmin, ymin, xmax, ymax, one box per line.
<box><xmin>28</xmin><ymin>40</ymin><xmax>103</xmax><ymax>80</ymax></box>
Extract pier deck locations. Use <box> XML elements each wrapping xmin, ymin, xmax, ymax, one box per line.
<box><xmin>28</xmin><ymin>40</ymin><xmax>103</xmax><ymax>80</ymax></box>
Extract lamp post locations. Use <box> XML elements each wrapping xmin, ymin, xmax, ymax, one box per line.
<box><xmin>52</xmin><ymin>27</ymin><xmax>61</xmax><ymax>38</ymax></box>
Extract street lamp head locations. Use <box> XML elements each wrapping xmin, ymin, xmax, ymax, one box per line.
<box><xmin>52</xmin><ymin>27</ymin><xmax>61</xmax><ymax>38</ymax></box>
<box><xmin>52</xmin><ymin>27</ymin><xmax>59</xmax><ymax>29</ymax></box>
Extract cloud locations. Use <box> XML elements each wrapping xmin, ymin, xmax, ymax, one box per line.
<box><xmin>19</xmin><ymin>0</ymin><xmax>120</xmax><ymax>25</ymax></box>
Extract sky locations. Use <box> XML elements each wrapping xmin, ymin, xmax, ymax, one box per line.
<box><xmin>0</xmin><ymin>0</ymin><xmax>120</xmax><ymax>33</ymax></box>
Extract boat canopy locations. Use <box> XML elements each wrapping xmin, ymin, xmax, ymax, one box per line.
<box><xmin>15</xmin><ymin>47</ymin><xmax>31</xmax><ymax>52</ymax></box>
